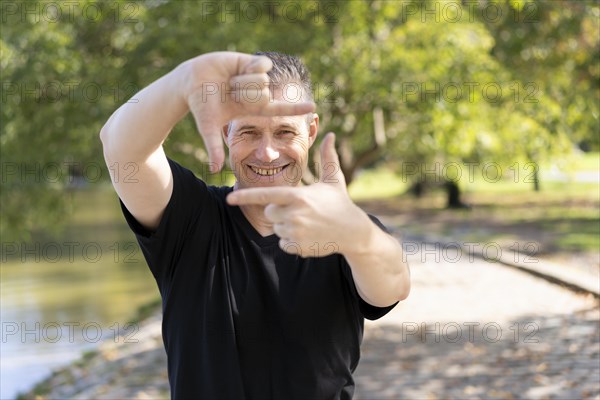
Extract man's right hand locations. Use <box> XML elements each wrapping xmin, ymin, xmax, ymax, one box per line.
<box><xmin>182</xmin><ymin>52</ymin><xmax>315</xmax><ymax>172</ymax></box>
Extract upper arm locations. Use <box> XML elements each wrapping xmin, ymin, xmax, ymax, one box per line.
<box><xmin>103</xmin><ymin>144</ymin><xmax>173</xmax><ymax>231</ymax></box>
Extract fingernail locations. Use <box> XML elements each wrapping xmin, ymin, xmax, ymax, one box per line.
<box><xmin>209</xmin><ymin>162</ymin><xmax>222</xmax><ymax>173</ymax></box>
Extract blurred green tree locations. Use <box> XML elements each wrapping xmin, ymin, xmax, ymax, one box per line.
<box><xmin>308</xmin><ymin>0</ymin><xmax>596</xmax><ymax>202</ymax></box>
<box><xmin>1</xmin><ymin>0</ymin><xmax>144</xmax><ymax>240</ymax></box>
<box><xmin>2</xmin><ymin>0</ymin><xmax>597</xmax><ymax>239</ymax></box>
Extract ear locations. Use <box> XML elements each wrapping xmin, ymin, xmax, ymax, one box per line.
<box><xmin>221</xmin><ymin>123</ymin><xmax>231</xmax><ymax>148</ymax></box>
<box><xmin>308</xmin><ymin>113</ymin><xmax>319</xmax><ymax>148</ymax></box>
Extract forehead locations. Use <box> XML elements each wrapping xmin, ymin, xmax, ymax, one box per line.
<box><xmin>229</xmin><ymin>114</ymin><xmax>307</xmax><ymax>132</ymax></box>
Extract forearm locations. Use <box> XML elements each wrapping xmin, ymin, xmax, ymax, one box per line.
<box><xmin>342</xmin><ymin>214</ymin><xmax>411</xmax><ymax>307</ymax></box>
<box><xmin>100</xmin><ymin>62</ymin><xmax>190</xmax><ymax>163</ymax></box>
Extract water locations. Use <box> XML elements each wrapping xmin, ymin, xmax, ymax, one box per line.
<box><xmin>0</xmin><ymin>188</ymin><xmax>159</xmax><ymax>399</ymax></box>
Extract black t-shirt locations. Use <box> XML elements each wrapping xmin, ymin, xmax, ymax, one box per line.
<box><xmin>120</xmin><ymin>159</ymin><xmax>397</xmax><ymax>400</ymax></box>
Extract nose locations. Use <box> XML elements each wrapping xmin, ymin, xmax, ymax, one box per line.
<box><xmin>255</xmin><ymin>135</ymin><xmax>280</xmax><ymax>163</ymax></box>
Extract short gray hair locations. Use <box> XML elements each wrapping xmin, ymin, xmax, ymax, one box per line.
<box><xmin>254</xmin><ymin>51</ymin><xmax>314</xmax><ymax>103</ymax></box>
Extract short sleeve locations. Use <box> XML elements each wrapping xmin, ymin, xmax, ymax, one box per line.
<box><xmin>342</xmin><ymin>214</ymin><xmax>399</xmax><ymax>321</ymax></box>
<box><xmin>119</xmin><ymin>158</ymin><xmax>210</xmax><ymax>291</ymax></box>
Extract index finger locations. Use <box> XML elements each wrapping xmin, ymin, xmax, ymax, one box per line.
<box><xmin>226</xmin><ymin>187</ymin><xmax>297</xmax><ymax>206</ymax></box>
<box><xmin>256</xmin><ymin>100</ymin><xmax>316</xmax><ymax>117</ymax></box>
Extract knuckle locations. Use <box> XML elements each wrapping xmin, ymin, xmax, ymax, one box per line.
<box><xmin>258</xmin><ymin>193</ymin><xmax>269</xmax><ymax>204</ymax></box>
<box><xmin>294</xmin><ymin>195</ymin><xmax>308</xmax><ymax>207</ymax></box>
<box><xmin>289</xmin><ymin>215</ymin><xmax>303</xmax><ymax>225</ymax></box>
<box><xmin>257</xmin><ymin>74</ymin><xmax>269</xmax><ymax>84</ymax></box>
<box><xmin>286</xmin><ymin>226</ymin><xmax>298</xmax><ymax>239</ymax></box>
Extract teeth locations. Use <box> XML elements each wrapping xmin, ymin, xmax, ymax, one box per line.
<box><xmin>250</xmin><ymin>166</ymin><xmax>284</xmax><ymax>176</ymax></box>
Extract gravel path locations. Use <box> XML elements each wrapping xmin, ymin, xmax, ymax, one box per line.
<box><xmin>22</xmin><ymin>237</ymin><xmax>599</xmax><ymax>400</ymax></box>
<box><xmin>354</xmin><ymin>245</ymin><xmax>599</xmax><ymax>399</ymax></box>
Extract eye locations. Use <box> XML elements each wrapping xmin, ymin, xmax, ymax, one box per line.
<box><xmin>240</xmin><ymin>131</ymin><xmax>258</xmax><ymax>137</ymax></box>
<box><xmin>277</xmin><ymin>130</ymin><xmax>295</xmax><ymax>136</ymax></box>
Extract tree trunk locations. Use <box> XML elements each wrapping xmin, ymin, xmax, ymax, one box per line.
<box><xmin>527</xmin><ymin>157</ymin><xmax>541</xmax><ymax>192</ymax></box>
<box><xmin>410</xmin><ymin>181</ymin><xmax>424</xmax><ymax>198</ymax></box>
<box><xmin>533</xmin><ymin>167</ymin><xmax>540</xmax><ymax>192</ymax></box>
<box><xmin>338</xmin><ymin>107</ymin><xmax>387</xmax><ymax>185</ymax></box>
<box><xmin>445</xmin><ymin>181</ymin><xmax>468</xmax><ymax>209</ymax></box>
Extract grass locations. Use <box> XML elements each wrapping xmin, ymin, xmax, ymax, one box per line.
<box><xmin>567</xmin><ymin>151</ymin><xmax>600</xmax><ymax>171</ymax></box>
<box><xmin>348</xmin><ymin>166</ymin><xmax>409</xmax><ymax>200</ymax></box>
<box><xmin>74</xmin><ymin>350</ymin><xmax>99</xmax><ymax>368</ymax></box>
<box><xmin>130</xmin><ymin>297</ymin><xmax>162</xmax><ymax>324</ymax></box>
<box><xmin>348</xmin><ymin>152</ymin><xmax>598</xmax><ymax>204</ymax></box>
<box><xmin>350</xmin><ymin>153</ymin><xmax>599</xmax><ymax>257</ymax></box>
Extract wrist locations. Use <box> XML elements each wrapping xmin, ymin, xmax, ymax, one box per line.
<box><xmin>339</xmin><ymin>206</ymin><xmax>377</xmax><ymax>258</ymax></box>
<box><xmin>174</xmin><ymin>58</ymin><xmax>199</xmax><ymax>104</ymax></box>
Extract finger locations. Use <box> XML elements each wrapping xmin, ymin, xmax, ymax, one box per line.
<box><xmin>241</xmin><ymin>54</ymin><xmax>273</xmax><ymax>74</ymax></box>
<box><xmin>257</xmin><ymin>100</ymin><xmax>316</xmax><ymax>117</ymax></box>
<box><xmin>279</xmin><ymin>239</ymin><xmax>302</xmax><ymax>256</ymax></box>
<box><xmin>226</xmin><ymin>187</ymin><xmax>297</xmax><ymax>206</ymax></box>
<box><xmin>272</xmin><ymin>222</ymin><xmax>290</xmax><ymax>239</ymax></box>
<box><xmin>229</xmin><ymin>73</ymin><xmax>270</xmax><ymax>88</ymax></box>
<box><xmin>264</xmin><ymin>203</ymin><xmax>288</xmax><ymax>223</ymax></box>
<box><xmin>187</xmin><ymin>107</ymin><xmax>225</xmax><ymax>173</ymax></box>
<box><xmin>228</xmin><ymin>74</ymin><xmax>271</xmax><ymax>108</ymax></box>
<box><xmin>200</xmin><ymin>130</ymin><xmax>226</xmax><ymax>173</ymax></box>
<box><xmin>319</xmin><ymin>132</ymin><xmax>346</xmax><ymax>187</ymax></box>
<box><xmin>232</xmin><ymin>88</ymin><xmax>271</xmax><ymax>109</ymax></box>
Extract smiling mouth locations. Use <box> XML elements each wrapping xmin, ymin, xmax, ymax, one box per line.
<box><xmin>248</xmin><ymin>164</ymin><xmax>289</xmax><ymax>176</ymax></box>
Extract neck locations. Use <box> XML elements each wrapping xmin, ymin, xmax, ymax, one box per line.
<box><xmin>239</xmin><ymin>204</ymin><xmax>274</xmax><ymax>237</ymax></box>
<box><xmin>233</xmin><ymin>182</ymin><xmax>275</xmax><ymax>237</ymax></box>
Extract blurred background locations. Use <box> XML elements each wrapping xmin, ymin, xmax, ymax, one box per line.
<box><xmin>1</xmin><ymin>0</ymin><xmax>598</xmax><ymax>399</ymax></box>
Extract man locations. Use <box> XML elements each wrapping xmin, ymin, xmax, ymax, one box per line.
<box><xmin>100</xmin><ymin>51</ymin><xmax>410</xmax><ymax>399</ymax></box>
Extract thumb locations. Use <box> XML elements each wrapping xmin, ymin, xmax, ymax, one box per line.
<box><xmin>240</xmin><ymin>53</ymin><xmax>273</xmax><ymax>75</ymax></box>
<box><xmin>319</xmin><ymin>132</ymin><xmax>346</xmax><ymax>187</ymax></box>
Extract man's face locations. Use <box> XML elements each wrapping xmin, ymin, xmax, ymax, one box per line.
<box><xmin>224</xmin><ymin>111</ymin><xmax>318</xmax><ymax>189</ymax></box>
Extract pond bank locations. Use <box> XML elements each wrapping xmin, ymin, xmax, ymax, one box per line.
<box><xmin>17</xmin><ymin>302</ymin><xmax>168</xmax><ymax>400</ymax></box>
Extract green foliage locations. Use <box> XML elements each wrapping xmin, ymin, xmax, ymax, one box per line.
<box><xmin>479</xmin><ymin>0</ymin><xmax>600</xmax><ymax>152</ymax></box>
<box><xmin>1</xmin><ymin>0</ymin><xmax>144</xmax><ymax>240</ymax></box>
<box><xmin>1</xmin><ymin>0</ymin><xmax>597</xmax><ymax>239</ymax></box>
